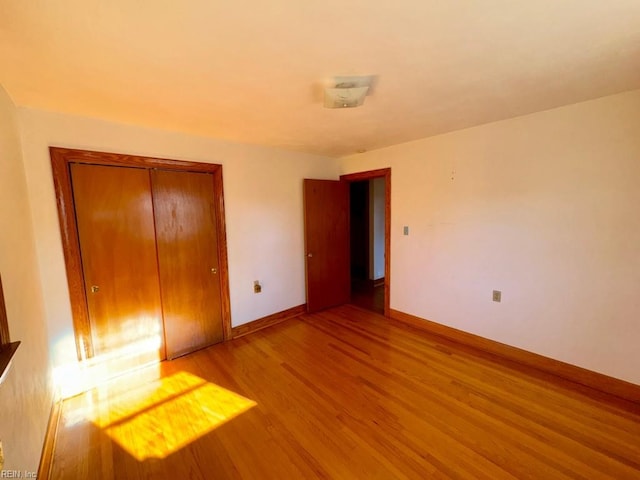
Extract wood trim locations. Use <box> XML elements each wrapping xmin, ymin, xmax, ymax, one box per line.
<box><xmin>49</xmin><ymin>147</ymin><xmax>223</xmax><ymax>173</ymax></box>
<box><xmin>0</xmin><ymin>341</ymin><xmax>20</xmax><ymax>385</ymax></box>
<box><xmin>0</xmin><ymin>274</ymin><xmax>10</xmax><ymax>345</ymax></box>
<box><xmin>232</xmin><ymin>304</ymin><xmax>306</xmax><ymax>339</ymax></box>
<box><xmin>212</xmin><ymin>167</ymin><xmax>233</xmax><ymax>341</ymax></box>
<box><xmin>390</xmin><ymin>309</ymin><xmax>640</xmax><ymax>406</ymax></box>
<box><xmin>340</xmin><ymin>168</ymin><xmax>390</xmax><ymax>183</ymax></box>
<box><xmin>51</xmin><ymin>149</ymin><xmax>94</xmax><ymax>359</ymax></box>
<box><xmin>50</xmin><ymin>147</ymin><xmax>232</xmax><ymax>359</ymax></box>
<box><xmin>340</xmin><ymin>168</ymin><xmax>391</xmax><ymax>317</ymax></box>
<box><xmin>37</xmin><ymin>391</ymin><xmax>62</xmax><ymax>480</ymax></box>
<box><xmin>0</xmin><ymin>274</ymin><xmax>20</xmax><ymax>386</ymax></box>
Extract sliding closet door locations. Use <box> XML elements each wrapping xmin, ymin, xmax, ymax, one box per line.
<box><xmin>71</xmin><ymin>164</ymin><xmax>165</xmax><ymax>357</ymax></box>
<box><xmin>151</xmin><ymin>170</ymin><xmax>224</xmax><ymax>359</ymax></box>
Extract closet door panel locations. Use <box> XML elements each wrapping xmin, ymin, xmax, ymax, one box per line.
<box><xmin>71</xmin><ymin>164</ymin><xmax>164</xmax><ymax>357</ymax></box>
<box><xmin>152</xmin><ymin>170</ymin><xmax>224</xmax><ymax>359</ymax></box>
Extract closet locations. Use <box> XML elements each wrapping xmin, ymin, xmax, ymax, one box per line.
<box><xmin>51</xmin><ymin>148</ymin><xmax>230</xmax><ymax>363</ymax></box>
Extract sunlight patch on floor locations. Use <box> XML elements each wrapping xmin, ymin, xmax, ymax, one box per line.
<box><xmin>88</xmin><ymin>371</ymin><xmax>257</xmax><ymax>460</ymax></box>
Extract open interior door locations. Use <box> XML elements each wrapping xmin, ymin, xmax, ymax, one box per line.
<box><xmin>303</xmin><ymin>179</ymin><xmax>350</xmax><ymax>312</ymax></box>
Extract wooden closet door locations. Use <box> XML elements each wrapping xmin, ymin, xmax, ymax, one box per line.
<box><xmin>70</xmin><ymin>164</ymin><xmax>165</xmax><ymax>357</ymax></box>
<box><xmin>151</xmin><ymin>170</ymin><xmax>224</xmax><ymax>359</ymax></box>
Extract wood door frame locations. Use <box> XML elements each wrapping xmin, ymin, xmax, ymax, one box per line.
<box><xmin>340</xmin><ymin>168</ymin><xmax>391</xmax><ymax>317</ymax></box>
<box><xmin>50</xmin><ymin>147</ymin><xmax>233</xmax><ymax>360</ymax></box>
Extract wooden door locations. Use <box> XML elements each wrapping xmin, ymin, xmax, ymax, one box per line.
<box><xmin>303</xmin><ymin>179</ymin><xmax>350</xmax><ymax>312</ymax></box>
<box><xmin>151</xmin><ymin>170</ymin><xmax>224</xmax><ymax>359</ymax></box>
<box><xmin>71</xmin><ymin>164</ymin><xmax>165</xmax><ymax>357</ymax></box>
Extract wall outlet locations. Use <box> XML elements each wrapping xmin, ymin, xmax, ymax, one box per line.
<box><xmin>254</xmin><ymin>281</ymin><xmax>262</xmax><ymax>294</ymax></box>
<box><xmin>403</xmin><ymin>226</ymin><xmax>409</xmax><ymax>235</ymax></box>
<box><xmin>492</xmin><ymin>290</ymin><xmax>502</xmax><ymax>302</ymax></box>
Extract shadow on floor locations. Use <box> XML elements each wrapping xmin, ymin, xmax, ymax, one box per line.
<box><xmin>351</xmin><ymin>279</ymin><xmax>384</xmax><ymax>314</ymax></box>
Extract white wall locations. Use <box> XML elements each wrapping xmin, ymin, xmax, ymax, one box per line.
<box><xmin>0</xmin><ymin>88</ymin><xmax>52</xmax><ymax>472</ymax></box>
<box><xmin>369</xmin><ymin>177</ymin><xmax>385</xmax><ymax>280</ymax></box>
<box><xmin>341</xmin><ymin>89</ymin><xmax>640</xmax><ymax>385</ymax></box>
<box><xmin>17</xmin><ymin>108</ymin><xmax>340</xmax><ymax>376</ymax></box>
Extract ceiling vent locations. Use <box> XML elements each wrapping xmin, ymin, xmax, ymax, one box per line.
<box><xmin>324</xmin><ymin>76</ymin><xmax>374</xmax><ymax>109</ymax></box>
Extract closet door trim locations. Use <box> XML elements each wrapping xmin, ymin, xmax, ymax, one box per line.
<box><xmin>50</xmin><ymin>147</ymin><xmax>232</xmax><ymax>361</ymax></box>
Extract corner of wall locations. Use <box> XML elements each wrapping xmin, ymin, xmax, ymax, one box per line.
<box><xmin>0</xmin><ymin>85</ymin><xmax>54</xmax><ymax>472</ymax></box>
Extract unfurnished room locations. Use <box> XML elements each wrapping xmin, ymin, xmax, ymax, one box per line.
<box><xmin>0</xmin><ymin>1</ymin><xmax>639</xmax><ymax>479</ymax></box>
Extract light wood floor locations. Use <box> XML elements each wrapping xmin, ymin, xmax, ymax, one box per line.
<box><xmin>51</xmin><ymin>305</ymin><xmax>640</xmax><ymax>479</ymax></box>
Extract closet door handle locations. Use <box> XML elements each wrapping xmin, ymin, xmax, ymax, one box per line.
<box><xmin>90</xmin><ymin>285</ymin><xmax>100</xmax><ymax>293</ymax></box>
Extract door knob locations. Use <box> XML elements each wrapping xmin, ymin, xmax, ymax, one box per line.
<box><xmin>307</xmin><ymin>253</ymin><xmax>313</xmax><ymax>258</ymax></box>
<box><xmin>211</xmin><ymin>267</ymin><xmax>218</xmax><ymax>274</ymax></box>
<box><xmin>90</xmin><ymin>285</ymin><xmax>100</xmax><ymax>293</ymax></box>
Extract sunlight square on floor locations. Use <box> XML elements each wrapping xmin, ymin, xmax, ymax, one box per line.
<box><xmin>87</xmin><ymin>371</ymin><xmax>256</xmax><ymax>460</ymax></box>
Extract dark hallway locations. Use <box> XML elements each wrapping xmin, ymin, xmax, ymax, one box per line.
<box><xmin>349</xmin><ymin>179</ymin><xmax>385</xmax><ymax>314</ymax></box>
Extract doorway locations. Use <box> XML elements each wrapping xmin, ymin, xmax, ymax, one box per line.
<box><xmin>349</xmin><ymin>178</ymin><xmax>386</xmax><ymax>314</ymax></box>
<box><xmin>340</xmin><ymin>168</ymin><xmax>391</xmax><ymax>316</ymax></box>
<box><xmin>51</xmin><ymin>148</ymin><xmax>232</xmax><ymax>364</ymax></box>
<box><xmin>302</xmin><ymin>168</ymin><xmax>391</xmax><ymax>316</ymax></box>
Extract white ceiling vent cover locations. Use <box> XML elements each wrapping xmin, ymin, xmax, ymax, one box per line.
<box><xmin>324</xmin><ymin>76</ymin><xmax>374</xmax><ymax>109</ymax></box>
<box><xmin>324</xmin><ymin>85</ymin><xmax>369</xmax><ymax>108</ymax></box>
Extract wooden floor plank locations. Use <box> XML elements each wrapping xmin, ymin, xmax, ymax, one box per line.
<box><xmin>51</xmin><ymin>305</ymin><xmax>640</xmax><ymax>479</ymax></box>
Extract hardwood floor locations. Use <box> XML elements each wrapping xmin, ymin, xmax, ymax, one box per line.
<box><xmin>50</xmin><ymin>305</ymin><xmax>640</xmax><ymax>479</ymax></box>
<box><xmin>351</xmin><ymin>279</ymin><xmax>384</xmax><ymax>314</ymax></box>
